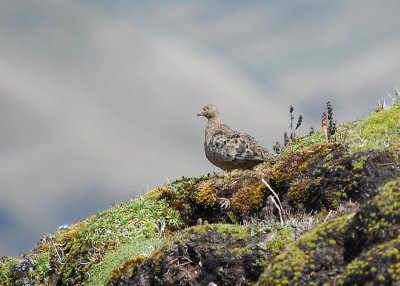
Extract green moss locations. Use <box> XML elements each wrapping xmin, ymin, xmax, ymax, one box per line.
<box><xmin>265</xmin><ymin>227</ymin><xmax>296</xmax><ymax>256</ymax></box>
<box><xmin>191</xmin><ymin>180</ymin><xmax>218</xmax><ymax>208</ymax></box>
<box><xmin>328</xmin><ymin>239</ymin><xmax>336</xmax><ymax>246</ymax></box>
<box><xmin>258</xmin><ymin>216</ymin><xmax>350</xmax><ymax>285</ymax></box>
<box><xmin>329</xmin><ymin>191</ymin><xmax>348</xmax><ymax>210</ymax></box>
<box><xmin>325</xmin><ymin>153</ymin><xmax>334</xmax><ymax>161</ymax></box>
<box><xmin>0</xmin><ymin>257</ymin><xmax>20</xmax><ymax>285</ymax></box>
<box><xmin>359</xmin><ymin>106</ymin><xmax>399</xmax><ymax>138</ymax></box>
<box><xmin>352</xmin><ymin>158</ymin><xmax>366</xmax><ymax>170</ymax></box>
<box><xmin>18</xmin><ymin>187</ymin><xmax>187</xmax><ymax>286</ymax></box>
<box><xmin>278</xmin><ymin>106</ymin><xmax>399</xmax><ymax>157</ymax></box>
<box><xmin>157</xmin><ymin>175</ymin><xmax>210</xmax><ymax>215</ymax></box>
<box><xmin>86</xmin><ymin>237</ymin><xmax>165</xmax><ymax>286</ymax></box>
<box><xmin>230</xmin><ymin>184</ymin><xmax>265</xmax><ymax>216</ymax></box>
<box><xmin>184</xmin><ymin>225</ymin><xmax>209</xmax><ymax>236</ymax></box>
<box><xmin>215</xmin><ymin>224</ymin><xmax>250</xmax><ymax>239</ymax></box>
<box><xmin>349</xmin><ymin>178</ymin><xmax>400</xmax><ymax>246</ymax></box>
<box><xmin>169</xmin><ymin>175</ymin><xmax>209</xmax><ymax>199</ymax></box>
<box><xmin>215</xmin><ymin>246</ymin><xmax>222</xmax><ymax>256</ymax></box>
<box><xmin>340</xmin><ymin>236</ymin><xmax>400</xmax><ymax>284</ymax></box>
<box><xmin>330</xmin><ymin>199</ymin><xmax>339</xmax><ymax>210</ymax></box>
<box><xmin>2</xmin><ymin>105</ymin><xmax>398</xmax><ymax>285</ymax></box>
<box><xmin>227</xmin><ymin>211</ymin><xmax>238</xmax><ymax>224</ymax></box>
<box><xmin>273</xmin><ymin>143</ymin><xmax>332</xmax><ymax>185</ymax></box>
<box><xmin>352</xmin><ymin>106</ymin><xmax>400</xmax><ymax>150</ymax></box>
<box><xmin>287</xmin><ymin>177</ymin><xmax>314</xmax><ymax>205</ymax></box>
<box><xmin>257</xmin><ymin>258</ymin><xmax>268</xmax><ymax>269</ymax></box>
<box><xmin>230</xmin><ymin>246</ymin><xmax>252</xmax><ymax>259</ymax></box>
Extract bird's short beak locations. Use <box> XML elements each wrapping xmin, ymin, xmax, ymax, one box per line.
<box><xmin>197</xmin><ymin>112</ymin><xmax>203</xmax><ymax>116</ymax></box>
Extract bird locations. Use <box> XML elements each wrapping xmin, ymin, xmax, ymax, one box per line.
<box><xmin>197</xmin><ymin>104</ymin><xmax>275</xmax><ymax>171</ymax></box>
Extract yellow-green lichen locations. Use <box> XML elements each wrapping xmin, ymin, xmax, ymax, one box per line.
<box><xmin>328</xmin><ymin>239</ymin><xmax>336</xmax><ymax>246</ymax></box>
<box><xmin>354</xmin><ymin>178</ymin><xmax>400</xmax><ymax>242</ymax></box>
<box><xmin>265</xmin><ymin>227</ymin><xmax>295</xmax><ymax>257</ymax></box>
<box><xmin>340</xmin><ymin>236</ymin><xmax>400</xmax><ymax>284</ymax></box>
<box><xmin>352</xmin><ymin>157</ymin><xmax>366</xmax><ymax>170</ymax></box>
<box><xmin>230</xmin><ymin>246</ymin><xmax>252</xmax><ymax>259</ymax></box>
<box><xmin>258</xmin><ymin>216</ymin><xmax>350</xmax><ymax>285</ymax></box>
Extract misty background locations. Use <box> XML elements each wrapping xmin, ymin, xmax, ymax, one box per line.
<box><xmin>1</xmin><ymin>1</ymin><xmax>399</xmax><ymax>256</ymax></box>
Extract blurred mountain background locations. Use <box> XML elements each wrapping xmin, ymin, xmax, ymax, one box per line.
<box><xmin>1</xmin><ymin>0</ymin><xmax>399</xmax><ymax>256</ymax></box>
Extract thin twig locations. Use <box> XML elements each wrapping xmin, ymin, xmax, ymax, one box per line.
<box><xmin>262</xmin><ymin>178</ymin><xmax>286</xmax><ymax>225</ymax></box>
<box><xmin>262</xmin><ymin>178</ymin><xmax>285</xmax><ymax>218</ymax></box>
<box><xmin>178</xmin><ymin>261</ymin><xmax>193</xmax><ymax>267</ymax></box>
<box><xmin>269</xmin><ymin>195</ymin><xmax>284</xmax><ymax>226</ymax></box>
<box><xmin>324</xmin><ymin>210</ymin><xmax>333</xmax><ymax>223</ymax></box>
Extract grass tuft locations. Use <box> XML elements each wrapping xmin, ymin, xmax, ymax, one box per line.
<box><xmin>86</xmin><ymin>237</ymin><xmax>166</xmax><ymax>286</ymax></box>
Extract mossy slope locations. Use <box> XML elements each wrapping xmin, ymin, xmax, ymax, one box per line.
<box><xmin>0</xmin><ymin>106</ymin><xmax>399</xmax><ymax>286</ymax></box>
<box><xmin>259</xmin><ymin>179</ymin><xmax>400</xmax><ymax>285</ymax></box>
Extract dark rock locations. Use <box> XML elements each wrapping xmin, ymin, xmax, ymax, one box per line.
<box><xmin>114</xmin><ymin>225</ymin><xmax>270</xmax><ymax>286</ymax></box>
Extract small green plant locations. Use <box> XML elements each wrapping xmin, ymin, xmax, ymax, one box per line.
<box><xmin>0</xmin><ymin>257</ymin><xmax>20</xmax><ymax>285</ymax></box>
<box><xmin>30</xmin><ymin>253</ymin><xmax>51</xmax><ymax>284</ymax></box>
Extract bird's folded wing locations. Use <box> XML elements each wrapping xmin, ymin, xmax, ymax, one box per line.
<box><xmin>207</xmin><ymin>131</ymin><xmax>266</xmax><ymax>162</ymax></box>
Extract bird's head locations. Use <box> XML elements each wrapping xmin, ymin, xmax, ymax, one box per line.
<box><xmin>197</xmin><ymin>104</ymin><xmax>220</xmax><ymax>119</ymax></box>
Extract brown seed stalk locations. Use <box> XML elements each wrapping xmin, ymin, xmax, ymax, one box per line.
<box><xmin>295</xmin><ymin>115</ymin><xmax>303</xmax><ymax>130</ymax></box>
<box><xmin>322</xmin><ymin>112</ymin><xmax>328</xmax><ymax>142</ymax></box>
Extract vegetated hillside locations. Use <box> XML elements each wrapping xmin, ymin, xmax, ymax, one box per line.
<box><xmin>1</xmin><ymin>103</ymin><xmax>399</xmax><ymax>286</ymax></box>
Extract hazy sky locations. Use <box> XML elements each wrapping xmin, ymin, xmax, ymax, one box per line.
<box><xmin>1</xmin><ymin>1</ymin><xmax>399</xmax><ymax>256</ymax></box>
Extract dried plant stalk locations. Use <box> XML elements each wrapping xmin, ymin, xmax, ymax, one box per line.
<box><xmin>295</xmin><ymin>115</ymin><xmax>303</xmax><ymax>130</ymax></box>
<box><xmin>326</xmin><ymin>101</ymin><xmax>336</xmax><ymax>136</ymax></box>
<box><xmin>289</xmin><ymin>105</ymin><xmax>295</xmax><ymax>136</ymax></box>
<box><xmin>322</xmin><ymin>112</ymin><xmax>328</xmax><ymax>142</ymax></box>
<box><xmin>262</xmin><ymin>178</ymin><xmax>286</xmax><ymax>225</ymax></box>
<box><xmin>284</xmin><ymin>131</ymin><xmax>290</xmax><ymax>147</ymax></box>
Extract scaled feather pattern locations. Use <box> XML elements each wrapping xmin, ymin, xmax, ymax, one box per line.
<box><xmin>197</xmin><ymin>104</ymin><xmax>275</xmax><ymax>171</ymax></box>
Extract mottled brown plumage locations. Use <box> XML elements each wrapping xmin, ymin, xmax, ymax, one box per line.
<box><xmin>197</xmin><ymin>104</ymin><xmax>275</xmax><ymax>171</ymax></box>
